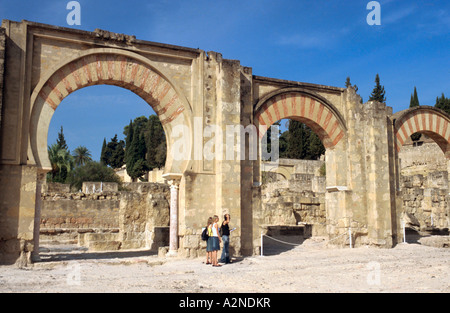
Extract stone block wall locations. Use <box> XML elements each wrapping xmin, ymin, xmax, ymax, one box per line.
<box><xmin>40</xmin><ymin>190</ymin><xmax>120</xmax><ymax>245</ymax></box>
<box><xmin>119</xmin><ymin>182</ymin><xmax>170</xmax><ymax>250</ymax></box>
<box><xmin>257</xmin><ymin>160</ymin><xmax>327</xmax><ymax>239</ymax></box>
<box><xmin>40</xmin><ymin>182</ymin><xmax>170</xmax><ymax>252</ymax></box>
<box><xmin>399</xmin><ymin>140</ymin><xmax>448</xmax><ymax>176</ymax></box>
<box><xmin>401</xmin><ymin>172</ymin><xmax>449</xmax><ymax>230</ymax></box>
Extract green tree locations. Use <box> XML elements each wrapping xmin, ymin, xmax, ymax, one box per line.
<box><xmin>308</xmin><ymin>132</ymin><xmax>325</xmax><ymax>160</ymax></box>
<box><xmin>100</xmin><ymin>138</ymin><xmax>107</xmax><ymax>164</ymax></box>
<box><xmin>286</xmin><ymin>120</ymin><xmax>308</xmax><ymax>159</ymax></box>
<box><xmin>435</xmin><ymin>93</ymin><xmax>450</xmax><ymax>116</ymax></box>
<box><xmin>72</xmin><ymin>146</ymin><xmax>92</xmax><ymax>167</ymax></box>
<box><xmin>154</xmin><ymin>141</ymin><xmax>167</xmax><ymax>167</ymax></box>
<box><xmin>126</xmin><ymin>131</ymin><xmax>148</xmax><ymax>181</ymax></box>
<box><xmin>102</xmin><ymin>134</ymin><xmax>125</xmax><ymax>169</ymax></box>
<box><xmin>345</xmin><ymin>77</ymin><xmax>352</xmax><ymax>88</ymax></box>
<box><xmin>56</xmin><ymin>126</ymin><xmax>69</xmax><ymax>151</ymax></box>
<box><xmin>278</xmin><ymin>130</ymin><xmax>289</xmax><ymax>159</ymax></box>
<box><xmin>146</xmin><ymin>115</ymin><xmax>166</xmax><ymax>170</ymax></box>
<box><xmin>67</xmin><ymin>161</ymin><xmax>122</xmax><ymax>191</ymax></box>
<box><xmin>47</xmin><ymin>143</ymin><xmax>73</xmax><ymax>183</ymax></box>
<box><xmin>281</xmin><ymin>120</ymin><xmax>325</xmax><ymax>160</ymax></box>
<box><xmin>409</xmin><ymin>87</ymin><xmax>422</xmax><ymax>141</ymax></box>
<box><xmin>262</xmin><ymin>121</ymin><xmax>281</xmax><ymax>161</ymax></box>
<box><xmin>124</xmin><ymin>120</ymin><xmax>134</xmax><ymax>165</ymax></box>
<box><xmin>369</xmin><ymin>74</ymin><xmax>386</xmax><ymax>103</ymax></box>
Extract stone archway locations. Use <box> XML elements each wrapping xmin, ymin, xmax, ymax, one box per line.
<box><xmin>253</xmin><ymin>87</ymin><xmax>350</xmax><ymax>248</ymax></box>
<box><xmin>392</xmin><ymin>106</ymin><xmax>450</xmax><ymax>235</ymax></box>
<box><xmin>393</xmin><ymin>106</ymin><xmax>450</xmax><ymax>158</ymax></box>
<box><xmin>26</xmin><ymin>48</ymin><xmax>194</xmax><ymax>261</ymax></box>
<box><xmin>254</xmin><ymin>88</ymin><xmax>347</xmax><ymax>149</ymax></box>
<box><xmin>29</xmin><ymin>48</ymin><xmax>194</xmax><ymax>174</ymax></box>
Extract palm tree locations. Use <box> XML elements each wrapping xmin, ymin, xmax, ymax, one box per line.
<box><xmin>47</xmin><ymin>144</ymin><xmax>74</xmax><ymax>182</ymax></box>
<box><xmin>73</xmin><ymin>146</ymin><xmax>92</xmax><ymax>166</ymax></box>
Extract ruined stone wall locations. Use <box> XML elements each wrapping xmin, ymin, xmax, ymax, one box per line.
<box><xmin>40</xmin><ymin>182</ymin><xmax>170</xmax><ymax>252</ymax></box>
<box><xmin>257</xmin><ymin>160</ymin><xmax>327</xmax><ymax>241</ymax></box>
<box><xmin>119</xmin><ymin>182</ymin><xmax>170</xmax><ymax>250</ymax></box>
<box><xmin>401</xmin><ymin>172</ymin><xmax>449</xmax><ymax>230</ymax></box>
<box><xmin>399</xmin><ymin>140</ymin><xmax>447</xmax><ymax>176</ymax></box>
<box><xmin>40</xmin><ymin>191</ymin><xmax>120</xmax><ymax>245</ymax></box>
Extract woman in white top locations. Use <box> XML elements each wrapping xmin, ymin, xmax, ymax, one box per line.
<box><xmin>210</xmin><ymin>215</ymin><xmax>222</xmax><ymax>267</ymax></box>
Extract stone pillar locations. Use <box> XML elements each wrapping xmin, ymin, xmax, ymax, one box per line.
<box><xmin>31</xmin><ymin>170</ymin><xmax>47</xmax><ymax>262</ymax></box>
<box><xmin>0</xmin><ymin>165</ymin><xmax>38</xmax><ymax>266</ymax></box>
<box><xmin>163</xmin><ymin>173</ymin><xmax>182</xmax><ymax>257</ymax></box>
<box><xmin>363</xmin><ymin>101</ymin><xmax>395</xmax><ymax>247</ymax></box>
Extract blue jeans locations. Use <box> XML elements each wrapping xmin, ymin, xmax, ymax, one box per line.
<box><xmin>220</xmin><ymin>235</ymin><xmax>230</xmax><ymax>263</ymax></box>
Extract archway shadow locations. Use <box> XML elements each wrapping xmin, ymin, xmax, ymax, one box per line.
<box><xmin>37</xmin><ymin>245</ymin><xmax>157</xmax><ymax>263</ymax></box>
<box><xmin>404</xmin><ymin>227</ymin><xmax>449</xmax><ymax>245</ymax></box>
<box><xmin>261</xmin><ymin>225</ymin><xmax>312</xmax><ymax>256</ymax></box>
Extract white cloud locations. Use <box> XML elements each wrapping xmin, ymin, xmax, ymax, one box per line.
<box><xmin>382</xmin><ymin>5</ymin><xmax>416</xmax><ymax>25</ymax></box>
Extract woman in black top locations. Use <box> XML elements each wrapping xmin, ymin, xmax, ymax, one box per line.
<box><xmin>219</xmin><ymin>214</ymin><xmax>231</xmax><ymax>264</ymax></box>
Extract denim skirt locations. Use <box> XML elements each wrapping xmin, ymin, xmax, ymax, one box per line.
<box><xmin>207</xmin><ymin>237</ymin><xmax>220</xmax><ymax>252</ymax></box>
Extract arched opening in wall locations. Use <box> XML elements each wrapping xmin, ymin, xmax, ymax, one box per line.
<box><xmin>259</xmin><ymin>118</ymin><xmax>327</xmax><ymax>255</ymax></box>
<box><xmin>395</xmin><ymin>107</ymin><xmax>450</xmax><ymax>242</ymax></box>
<box><xmin>255</xmin><ymin>91</ymin><xmax>346</xmax><ymax>255</ymax></box>
<box><xmin>397</xmin><ymin>135</ymin><xmax>450</xmax><ymax>240</ymax></box>
<box><xmin>39</xmin><ymin>85</ymin><xmax>170</xmax><ymax>261</ymax></box>
<box><xmin>261</xmin><ymin>118</ymin><xmax>325</xmax><ymax>184</ymax></box>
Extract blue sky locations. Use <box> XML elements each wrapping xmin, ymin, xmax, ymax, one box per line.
<box><xmin>1</xmin><ymin>0</ymin><xmax>449</xmax><ymax>160</ymax></box>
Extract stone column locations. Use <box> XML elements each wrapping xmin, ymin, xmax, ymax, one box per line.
<box><xmin>363</xmin><ymin>101</ymin><xmax>395</xmax><ymax>247</ymax></box>
<box><xmin>163</xmin><ymin>173</ymin><xmax>183</xmax><ymax>257</ymax></box>
<box><xmin>31</xmin><ymin>170</ymin><xmax>47</xmax><ymax>262</ymax></box>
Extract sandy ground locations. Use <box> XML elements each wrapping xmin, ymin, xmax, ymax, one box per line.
<box><xmin>0</xmin><ymin>238</ymin><xmax>449</xmax><ymax>293</ymax></box>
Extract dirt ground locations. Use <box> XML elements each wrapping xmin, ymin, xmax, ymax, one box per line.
<box><xmin>0</xmin><ymin>238</ymin><xmax>449</xmax><ymax>293</ymax></box>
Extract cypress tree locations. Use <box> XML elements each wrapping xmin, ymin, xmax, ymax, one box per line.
<box><xmin>127</xmin><ymin>132</ymin><xmax>148</xmax><ymax>181</ymax></box>
<box><xmin>435</xmin><ymin>93</ymin><xmax>450</xmax><ymax>115</ymax></box>
<box><xmin>410</xmin><ymin>87</ymin><xmax>421</xmax><ymax>141</ymax></box>
<box><xmin>345</xmin><ymin>77</ymin><xmax>351</xmax><ymax>88</ymax></box>
<box><xmin>109</xmin><ymin>137</ymin><xmax>125</xmax><ymax>169</ymax></box>
<box><xmin>369</xmin><ymin>74</ymin><xmax>386</xmax><ymax>103</ymax></box>
<box><xmin>286</xmin><ymin>120</ymin><xmax>308</xmax><ymax>160</ymax></box>
<box><xmin>412</xmin><ymin>87</ymin><xmax>419</xmax><ymax>107</ymax></box>
<box><xmin>308</xmin><ymin>132</ymin><xmax>325</xmax><ymax>160</ymax></box>
<box><xmin>146</xmin><ymin>115</ymin><xmax>166</xmax><ymax>170</ymax></box>
<box><xmin>56</xmin><ymin>126</ymin><xmax>69</xmax><ymax>151</ymax></box>
<box><xmin>100</xmin><ymin>138</ymin><xmax>107</xmax><ymax>164</ymax></box>
<box><xmin>125</xmin><ymin>120</ymin><xmax>134</xmax><ymax>165</ymax></box>
<box><xmin>102</xmin><ymin>135</ymin><xmax>125</xmax><ymax>169</ymax></box>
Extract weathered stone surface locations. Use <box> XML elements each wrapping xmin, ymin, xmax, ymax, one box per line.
<box><xmin>1</xmin><ymin>20</ymin><xmax>450</xmax><ymax>264</ymax></box>
<box><xmin>401</xmin><ymin>172</ymin><xmax>449</xmax><ymax>231</ymax></box>
<box><xmin>40</xmin><ymin>182</ymin><xmax>169</xmax><ymax>252</ymax></box>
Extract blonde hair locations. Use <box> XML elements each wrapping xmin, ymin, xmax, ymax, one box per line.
<box><xmin>207</xmin><ymin>217</ymin><xmax>213</xmax><ymax>226</ymax></box>
<box><xmin>213</xmin><ymin>215</ymin><xmax>219</xmax><ymax>222</ymax></box>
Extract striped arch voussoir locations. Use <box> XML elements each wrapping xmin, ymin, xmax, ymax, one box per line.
<box><xmin>254</xmin><ymin>92</ymin><xmax>346</xmax><ymax>149</ymax></box>
<box><xmin>38</xmin><ymin>53</ymin><xmax>185</xmax><ymax>126</ymax></box>
<box><xmin>394</xmin><ymin>108</ymin><xmax>450</xmax><ymax>157</ymax></box>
